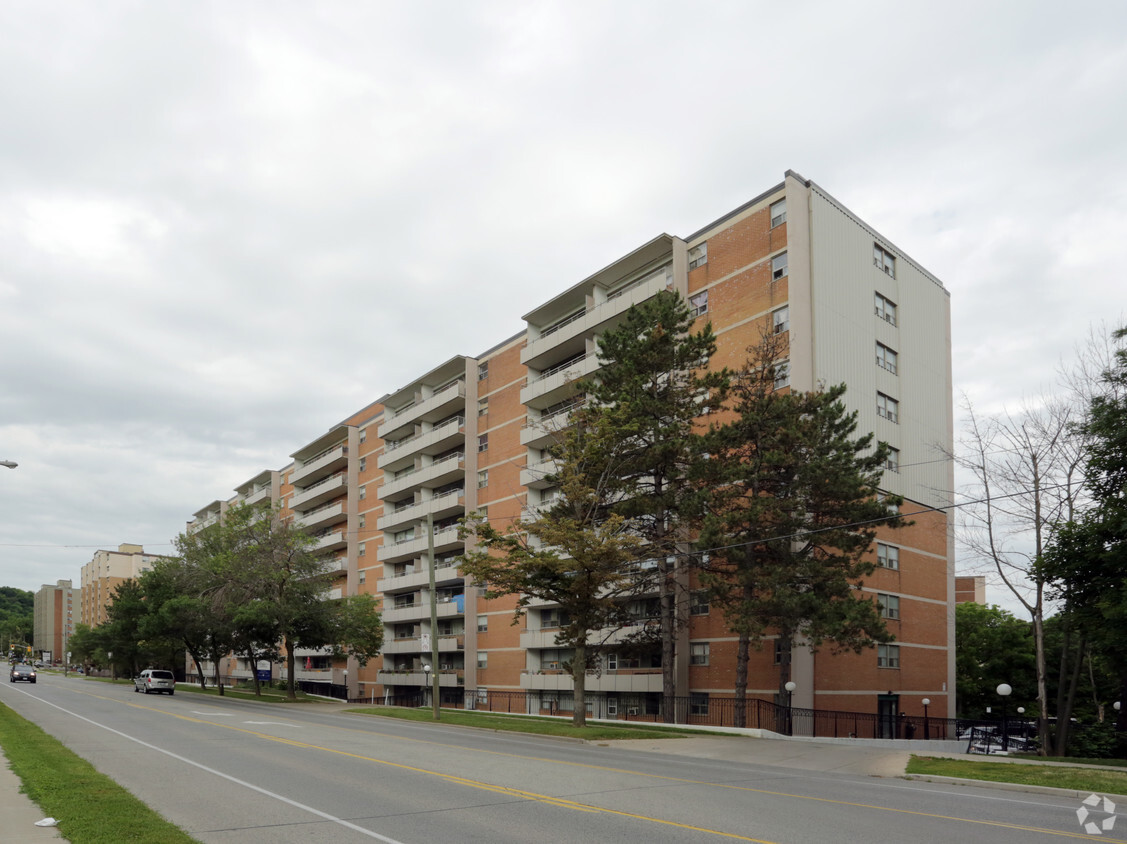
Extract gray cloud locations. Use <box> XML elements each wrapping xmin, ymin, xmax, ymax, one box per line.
<box><xmin>2</xmin><ymin>1</ymin><xmax>1125</xmax><ymax>603</ymax></box>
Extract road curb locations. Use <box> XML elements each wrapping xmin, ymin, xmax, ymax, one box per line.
<box><xmin>903</xmin><ymin>773</ymin><xmax>1127</xmax><ymax>800</ymax></box>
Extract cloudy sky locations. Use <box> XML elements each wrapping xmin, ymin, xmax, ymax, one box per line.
<box><xmin>2</xmin><ymin>2</ymin><xmax>1124</xmax><ymax>601</ymax></box>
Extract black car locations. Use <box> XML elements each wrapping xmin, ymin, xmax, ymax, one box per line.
<box><xmin>10</xmin><ymin>664</ymin><xmax>36</xmax><ymax>683</ymax></box>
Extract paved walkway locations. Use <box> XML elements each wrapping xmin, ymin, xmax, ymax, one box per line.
<box><xmin>0</xmin><ymin>758</ymin><xmax>65</xmax><ymax>842</ymax></box>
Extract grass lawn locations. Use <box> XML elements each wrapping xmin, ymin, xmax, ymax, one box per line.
<box><xmin>0</xmin><ymin>703</ymin><xmax>200</xmax><ymax>844</ymax></box>
<box><xmin>908</xmin><ymin>754</ymin><xmax>1127</xmax><ymax>795</ymax></box>
<box><xmin>348</xmin><ymin>705</ymin><xmax>710</xmax><ymax>740</ymax></box>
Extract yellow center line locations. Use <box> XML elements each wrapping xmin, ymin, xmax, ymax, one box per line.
<box><xmin>68</xmin><ymin>687</ymin><xmax>1121</xmax><ymax>842</ymax></box>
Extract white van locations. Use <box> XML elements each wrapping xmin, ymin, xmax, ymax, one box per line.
<box><xmin>134</xmin><ymin>669</ymin><xmax>176</xmax><ymax>695</ymax></box>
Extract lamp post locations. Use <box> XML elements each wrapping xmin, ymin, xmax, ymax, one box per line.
<box><xmin>922</xmin><ymin>698</ymin><xmax>931</xmax><ymax>740</ymax></box>
<box><xmin>0</xmin><ymin>460</ymin><xmax>16</xmax><ymax>469</ymax></box>
<box><xmin>996</xmin><ymin>683</ymin><xmax>1012</xmax><ymax>752</ymax></box>
<box><xmin>784</xmin><ymin>681</ymin><xmax>796</xmax><ymax>736</ymax></box>
<box><xmin>422</xmin><ymin>663</ymin><xmax>431</xmax><ymax>709</ymax></box>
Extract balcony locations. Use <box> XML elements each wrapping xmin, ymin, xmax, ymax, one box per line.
<box><xmin>294</xmin><ymin>501</ymin><xmax>346</xmax><ymax>531</ymax></box>
<box><xmin>244</xmin><ymin>486</ymin><xmax>272</xmax><ymax>506</ymax></box>
<box><xmin>378</xmin><ymin>526</ymin><xmax>462</xmax><ymax>565</ymax></box>
<box><xmin>311</xmin><ymin>530</ymin><xmax>347</xmax><ymax>554</ymax></box>
<box><xmin>520</xmin><ymin>458</ymin><xmax>559</xmax><ymax>489</ymax></box>
<box><xmin>290</xmin><ymin>443</ymin><xmax>349</xmax><ymax>487</ymax></box>
<box><xmin>520</xmin><ymin>410</ymin><xmax>578</xmax><ymax>449</ymax></box>
<box><xmin>378</xmin><ymin>416</ymin><xmax>466</xmax><ymax>472</ymax></box>
<box><xmin>377</xmin><ymin>560</ymin><xmax>463</xmax><ymax>594</ymax></box>
<box><xmin>520</xmin><ymin>668</ymin><xmax>663</xmax><ymax>692</ymax></box>
<box><xmin>290</xmin><ymin>472</ymin><xmax>347</xmax><ymax>511</ymax></box>
<box><xmin>377</xmin><ymin>489</ymin><xmax>466</xmax><ymax>533</ymax></box>
<box><xmin>382</xmin><ymin>599</ymin><xmax>464</xmax><ymax>624</ymax></box>
<box><xmin>320</xmin><ymin>557</ymin><xmax>348</xmax><ymax>578</ymax></box>
<box><xmin>383</xmin><ymin>637</ymin><xmax>422</xmax><ymax>655</ymax></box>
<box><xmin>522</xmin><ymin>258</ymin><xmax>673</xmax><ymax>370</ymax></box>
<box><xmin>379</xmin><ymin>380</ymin><xmax>467</xmax><ymax>441</ymax></box>
<box><xmin>521</xmin><ymin>354</ymin><xmax>599</xmax><ymax>409</ymax></box>
<box><xmin>519</xmin><ymin>628</ymin><xmax>565</xmax><ymax>649</ymax></box>
<box><xmin>377</xmin><ymin>669</ymin><xmax>463</xmax><ymax>687</ymax></box>
<box><xmin>378</xmin><ymin>456</ymin><xmax>465</xmax><ymax>501</ymax></box>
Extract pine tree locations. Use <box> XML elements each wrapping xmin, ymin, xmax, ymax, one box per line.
<box><xmin>460</xmin><ymin>408</ymin><xmax>644</xmax><ymax>726</ymax></box>
<box><xmin>696</xmin><ymin>331</ymin><xmax>905</xmax><ymax>726</ymax></box>
<box><xmin>580</xmin><ymin>289</ymin><xmax>728</xmax><ymax>722</ymax></box>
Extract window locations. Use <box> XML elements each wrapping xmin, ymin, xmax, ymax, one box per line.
<box><xmin>477</xmin><ymin>361</ymin><xmax>488</xmax><ymax>381</ymax></box>
<box><xmin>477</xmin><ymin>469</ymin><xmax>488</xmax><ymax>489</ymax></box>
<box><xmin>358</xmin><ymin>514</ymin><xmax>366</xmax><ymax>530</ymax></box>
<box><xmin>359</xmin><ymin>484</ymin><xmax>367</xmax><ymax>500</ymax></box>
<box><xmin>477</xmin><ymin>615</ymin><xmax>488</xmax><ymax>633</ymax></box>
<box><xmin>774</xmin><ymin>360</ymin><xmax>790</xmax><ymax>390</ymax></box>
<box><xmin>688</xmin><ymin>242</ymin><xmax>708</xmax><ymax>270</ymax></box>
<box><xmin>690</xmin><ymin>692</ymin><xmax>710</xmax><ymax>716</ymax></box>
<box><xmin>886</xmin><ymin>447</ymin><xmax>900</xmax><ymax>472</ymax></box>
<box><xmin>771</xmin><ymin>252</ymin><xmax>788</xmax><ymax>280</ymax></box>
<box><xmin>477</xmin><ymin>652</ymin><xmax>488</xmax><ymax>670</ymax></box>
<box><xmin>477</xmin><ymin>434</ymin><xmax>489</xmax><ymax>452</ymax></box>
<box><xmin>690</xmin><ymin>591</ymin><xmax>710</xmax><ymax>616</ymax></box>
<box><xmin>878</xmin><ymin>593</ymin><xmax>900</xmax><ymax>619</ymax></box>
<box><xmin>772</xmin><ymin>305</ymin><xmax>789</xmax><ymax>334</ymax></box>
<box><xmin>876</xmin><ymin>392</ymin><xmax>899</xmax><ymax>423</ymax></box>
<box><xmin>359</xmin><ymin>428</ymin><xmax>367</xmax><ymax>443</ymax></box>
<box><xmin>874</xmin><ymin>244</ymin><xmax>896</xmax><ymax>277</ymax></box>
<box><xmin>359</xmin><ymin>457</ymin><xmax>367</xmax><ymax>472</ymax></box>
<box><xmin>877</xmin><ymin>543</ymin><xmax>899</xmax><ymax>569</ymax></box>
<box><xmin>690</xmin><ymin>642</ymin><xmax>710</xmax><ymax>665</ymax></box>
<box><xmin>689</xmin><ymin>290</ymin><xmax>708</xmax><ymax>318</ymax></box>
<box><xmin>358</xmin><ymin>570</ymin><xmax>366</xmax><ymax>584</ymax></box>
<box><xmin>770</xmin><ymin>198</ymin><xmax>787</xmax><ymax>227</ymax></box>
<box><xmin>875</xmin><ymin>292</ymin><xmax>897</xmax><ymax>326</ymax></box>
<box><xmin>876</xmin><ymin>343</ymin><xmax>898</xmax><ymax>375</ymax></box>
<box><xmin>358</xmin><ymin>542</ymin><xmax>366</xmax><ymax>557</ymax></box>
<box><xmin>477</xmin><ymin>398</ymin><xmax>488</xmax><ymax>417</ymax></box>
<box><xmin>877</xmin><ymin>643</ymin><xmax>900</xmax><ymax>668</ymax></box>
<box><xmin>773</xmin><ymin>639</ymin><xmax>783</xmax><ymax>665</ymax></box>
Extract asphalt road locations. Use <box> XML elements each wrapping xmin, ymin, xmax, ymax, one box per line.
<box><xmin>1</xmin><ymin>673</ymin><xmax>1119</xmax><ymax>843</ymax></box>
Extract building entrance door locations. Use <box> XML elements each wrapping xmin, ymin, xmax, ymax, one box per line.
<box><xmin>878</xmin><ymin>694</ymin><xmax>899</xmax><ymax>739</ymax></box>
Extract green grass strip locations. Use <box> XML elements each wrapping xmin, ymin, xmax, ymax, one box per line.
<box><xmin>908</xmin><ymin>754</ymin><xmax>1127</xmax><ymax>795</ymax></box>
<box><xmin>0</xmin><ymin>703</ymin><xmax>200</xmax><ymax>844</ymax></box>
<box><xmin>348</xmin><ymin>705</ymin><xmax>713</xmax><ymax>740</ymax></box>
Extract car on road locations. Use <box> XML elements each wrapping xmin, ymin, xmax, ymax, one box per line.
<box><xmin>134</xmin><ymin>669</ymin><xmax>176</xmax><ymax>695</ymax></box>
<box><xmin>10</xmin><ymin>664</ymin><xmax>36</xmax><ymax>683</ymax></box>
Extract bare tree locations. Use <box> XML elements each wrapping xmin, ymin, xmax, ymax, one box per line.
<box><xmin>955</xmin><ymin>394</ymin><xmax>1086</xmax><ymax>753</ymax></box>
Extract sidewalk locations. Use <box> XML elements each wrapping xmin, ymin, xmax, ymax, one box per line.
<box><xmin>0</xmin><ymin>759</ymin><xmax>66</xmax><ymax>842</ymax></box>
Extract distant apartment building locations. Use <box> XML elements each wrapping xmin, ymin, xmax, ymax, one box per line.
<box><xmin>79</xmin><ymin>544</ymin><xmax>167</xmax><ymax>628</ymax></box>
<box><xmin>188</xmin><ymin>171</ymin><xmax>956</xmax><ymax>725</ymax></box>
<box><xmin>955</xmin><ymin>575</ymin><xmax>987</xmax><ymax>605</ymax></box>
<box><xmin>33</xmin><ymin>579</ymin><xmax>80</xmax><ymax>663</ymax></box>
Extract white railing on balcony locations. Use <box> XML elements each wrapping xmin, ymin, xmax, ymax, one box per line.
<box><xmin>534</xmin><ymin>354</ymin><xmax>588</xmax><ymax>383</ymax></box>
<box><xmin>539</xmin><ymin>308</ymin><xmax>586</xmax><ymax>339</ymax></box>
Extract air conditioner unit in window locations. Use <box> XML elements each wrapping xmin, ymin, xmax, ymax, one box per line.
<box><xmin>627</xmin><ymin>707</ymin><xmax>639</xmax><ymax>715</ymax></box>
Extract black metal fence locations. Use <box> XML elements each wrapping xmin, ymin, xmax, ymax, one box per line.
<box><xmin>342</xmin><ymin>688</ymin><xmax>990</xmax><ymax>741</ymax></box>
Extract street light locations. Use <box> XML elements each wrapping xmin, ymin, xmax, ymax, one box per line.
<box><xmin>922</xmin><ymin>698</ymin><xmax>931</xmax><ymax>740</ymax></box>
<box><xmin>422</xmin><ymin>663</ymin><xmax>431</xmax><ymax>709</ymax></box>
<box><xmin>997</xmin><ymin>683</ymin><xmax>1013</xmax><ymax>752</ymax></box>
<box><xmin>784</xmin><ymin>681</ymin><xmax>796</xmax><ymax>736</ymax></box>
<box><xmin>0</xmin><ymin>460</ymin><xmax>16</xmax><ymax>469</ymax></box>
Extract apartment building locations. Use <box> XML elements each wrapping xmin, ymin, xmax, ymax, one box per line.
<box><xmin>33</xmin><ymin>579</ymin><xmax>80</xmax><ymax>664</ymax></box>
<box><xmin>188</xmin><ymin>170</ymin><xmax>955</xmax><ymax>722</ymax></box>
<box><xmin>79</xmin><ymin>544</ymin><xmax>167</xmax><ymax>628</ymax></box>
